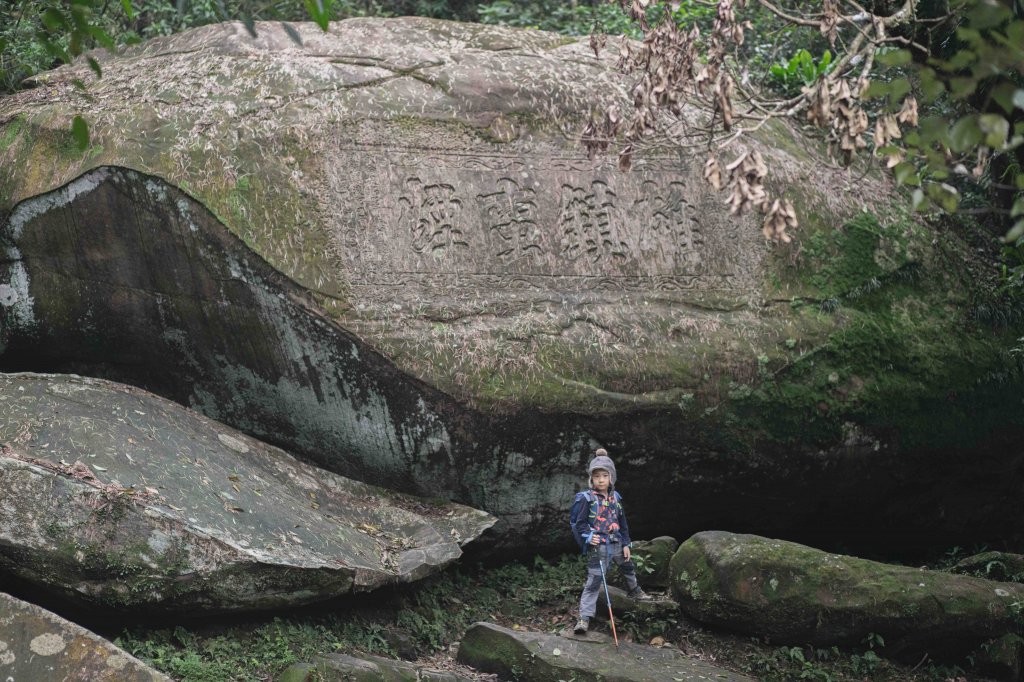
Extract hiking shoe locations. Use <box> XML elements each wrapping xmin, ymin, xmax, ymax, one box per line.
<box><xmin>628</xmin><ymin>587</ymin><xmax>653</xmax><ymax>601</ymax></box>
<box><xmin>573</xmin><ymin>618</ymin><xmax>589</xmax><ymax>634</ymax></box>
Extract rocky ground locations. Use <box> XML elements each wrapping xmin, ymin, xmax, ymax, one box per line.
<box><xmin>25</xmin><ymin>549</ymin><xmax>1002</xmax><ymax>682</ymax></box>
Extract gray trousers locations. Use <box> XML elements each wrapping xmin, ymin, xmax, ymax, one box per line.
<box><xmin>578</xmin><ymin>540</ymin><xmax>639</xmax><ymax>619</ymax></box>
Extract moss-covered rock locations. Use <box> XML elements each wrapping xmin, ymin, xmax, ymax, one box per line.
<box><xmin>629</xmin><ymin>536</ymin><xmax>679</xmax><ymax>589</ymax></box>
<box><xmin>974</xmin><ymin>633</ymin><xmax>1024</xmax><ymax>682</ymax></box>
<box><xmin>952</xmin><ymin>552</ymin><xmax>1024</xmax><ymax>582</ymax></box>
<box><xmin>456</xmin><ymin>621</ymin><xmax>754</xmax><ymax>681</ymax></box>
<box><xmin>670</xmin><ymin>531</ymin><xmax>1024</xmax><ymax>655</ymax></box>
<box><xmin>279</xmin><ymin>653</ymin><xmax>473</xmax><ymax>681</ymax></box>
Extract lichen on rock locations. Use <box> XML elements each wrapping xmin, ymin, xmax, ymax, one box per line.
<box><xmin>0</xmin><ymin>372</ymin><xmax>494</xmax><ymax>611</ymax></box>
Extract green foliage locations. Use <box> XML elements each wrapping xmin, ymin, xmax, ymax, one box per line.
<box><xmin>876</xmin><ymin>0</ymin><xmax>1024</xmax><ymax>238</ymax></box>
<box><xmin>476</xmin><ymin>0</ymin><xmax>714</xmax><ymax>37</ymax></box>
<box><xmin>740</xmin><ymin>639</ymin><xmax>970</xmax><ymax>682</ymax></box>
<box><xmin>0</xmin><ymin>0</ymin><xmax>466</xmax><ymax>98</ymax></box>
<box><xmin>768</xmin><ymin>49</ymin><xmax>833</xmax><ymax>96</ymax></box>
<box><xmin>117</xmin><ymin>555</ymin><xmax>586</xmax><ymax>680</ymax></box>
<box><xmin>476</xmin><ymin>0</ymin><xmax>637</xmax><ymax>36</ymax></box>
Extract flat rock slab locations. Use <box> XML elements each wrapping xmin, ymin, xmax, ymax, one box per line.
<box><xmin>279</xmin><ymin>653</ymin><xmax>477</xmax><ymax>681</ymax></box>
<box><xmin>0</xmin><ymin>591</ymin><xmax>171</xmax><ymax>681</ymax></box>
<box><xmin>0</xmin><ymin>372</ymin><xmax>494</xmax><ymax>611</ymax></box>
<box><xmin>457</xmin><ymin>621</ymin><xmax>754</xmax><ymax>681</ymax></box>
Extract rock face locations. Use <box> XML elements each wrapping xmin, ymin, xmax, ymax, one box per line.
<box><xmin>0</xmin><ymin>591</ymin><xmax>171</xmax><ymax>681</ymax></box>
<box><xmin>456</xmin><ymin>621</ymin><xmax>755</xmax><ymax>681</ymax></box>
<box><xmin>0</xmin><ymin>372</ymin><xmax>493</xmax><ymax>611</ymax></box>
<box><xmin>670</xmin><ymin>531</ymin><xmax>1024</xmax><ymax>654</ymax></box>
<box><xmin>1</xmin><ymin>18</ymin><xmax>1022</xmax><ymax>554</ymax></box>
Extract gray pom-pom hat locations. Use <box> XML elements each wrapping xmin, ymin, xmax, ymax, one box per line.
<box><xmin>587</xmin><ymin>448</ymin><xmax>616</xmax><ymax>485</ymax></box>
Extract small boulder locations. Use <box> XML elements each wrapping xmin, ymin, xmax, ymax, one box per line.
<box><xmin>279</xmin><ymin>653</ymin><xmax>474</xmax><ymax>681</ymax></box>
<box><xmin>591</xmin><ymin>585</ymin><xmax>679</xmax><ymax>623</ymax></box>
<box><xmin>670</xmin><ymin>531</ymin><xmax>1024</xmax><ymax>654</ymax></box>
<box><xmin>0</xmin><ymin>591</ymin><xmax>171</xmax><ymax>681</ymax></box>
<box><xmin>0</xmin><ymin>373</ymin><xmax>494</xmax><ymax>611</ymax></box>
<box><xmin>628</xmin><ymin>536</ymin><xmax>679</xmax><ymax>589</ymax></box>
<box><xmin>457</xmin><ymin>621</ymin><xmax>754</xmax><ymax>681</ymax></box>
<box><xmin>951</xmin><ymin>551</ymin><xmax>1024</xmax><ymax>582</ymax></box>
<box><xmin>974</xmin><ymin>634</ymin><xmax>1024</xmax><ymax>682</ymax></box>
<box><xmin>384</xmin><ymin>628</ymin><xmax>419</xmax><ymax>661</ymax></box>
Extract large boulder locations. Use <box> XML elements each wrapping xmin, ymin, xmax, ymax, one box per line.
<box><xmin>0</xmin><ymin>591</ymin><xmax>171</xmax><ymax>681</ymax></box>
<box><xmin>456</xmin><ymin>621</ymin><xmax>754</xmax><ymax>681</ymax></box>
<box><xmin>1</xmin><ymin>18</ymin><xmax>1022</xmax><ymax>554</ymax></box>
<box><xmin>0</xmin><ymin>372</ymin><xmax>493</xmax><ymax>611</ymax></box>
<box><xmin>670</xmin><ymin>531</ymin><xmax>1024</xmax><ymax>656</ymax></box>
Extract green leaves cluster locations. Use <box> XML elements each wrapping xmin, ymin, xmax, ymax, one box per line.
<box><xmin>866</xmin><ymin>0</ymin><xmax>1024</xmax><ymax>242</ymax></box>
<box><xmin>768</xmin><ymin>49</ymin><xmax>833</xmax><ymax>96</ymax></box>
<box><xmin>476</xmin><ymin>0</ymin><xmax>715</xmax><ymax>38</ymax></box>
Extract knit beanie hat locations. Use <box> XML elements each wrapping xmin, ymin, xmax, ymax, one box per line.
<box><xmin>587</xmin><ymin>448</ymin><xmax>616</xmax><ymax>485</ymax></box>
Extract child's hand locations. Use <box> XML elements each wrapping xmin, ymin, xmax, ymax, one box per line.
<box><xmin>589</xmin><ymin>534</ymin><xmax>600</xmax><ymax>546</ymax></box>
<box><xmin>623</xmin><ymin>546</ymin><xmax>631</xmax><ymax>560</ymax></box>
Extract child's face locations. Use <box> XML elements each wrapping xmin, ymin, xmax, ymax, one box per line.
<box><xmin>591</xmin><ymin>469</ymin><xmax>611</xmax><ymax>492</ymax></box>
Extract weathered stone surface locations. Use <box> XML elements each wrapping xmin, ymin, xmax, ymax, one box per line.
<box><xmin>670</xmin><ymin>531</ymin><xmax>1024</xmax><ymax>653</ymax></box>
<box><xmin>0</xmin><ymin>591</ymin><xmax>171</xmax><ymax>681</ymax></box>
<box><xmin>1</xmin><ymin>19</ymin><xmax>1022</xmax><ymax>555</ymax></box>
<box><xmin>456</xmin><ymin>621</ymin><xmax>754</xmax><ymax>681</ymax></box>
<box><xmin>0</xmin><ymin>372</ymin><xmax>493</xmax><ymax>611</ymax></box>
<box><xmin>278</xmin><ymin>653</ymin><xmax>476</xmax><ymax>682</ymax></box>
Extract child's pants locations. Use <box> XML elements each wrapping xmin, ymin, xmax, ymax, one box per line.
<box><xmin>578</xmin><ymin>540</ymin><xmax>639</xmax><ymax>619</ymax></box>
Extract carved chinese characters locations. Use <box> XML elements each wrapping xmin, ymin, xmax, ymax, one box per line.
<box><xmin>476</xmin><ymin>178</ymin><xmax>541</xmax><ymax>264</ymax></box>
<box><xmin>401</xmin><ymin>179</ymin><xmax>467</xmax><ymax>257</ymax></box>
<box><xmin>330</xmin><ymin>146</ymin><xmax>742</xmax><ymax>294</ymax></box>
<box><xmin>558</xmin><ymin>181</ymin><xmax>628</xmax><ymax>264</ymax></box>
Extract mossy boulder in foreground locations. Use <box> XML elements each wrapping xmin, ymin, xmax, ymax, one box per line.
<box><xmin>0</xmin><ymin>591</ymin><xmax>171</xmax><ymax>681</ymax></box>
<box><xmin>670</xmin><ymin>531</ymin><xmax>1024</xmax><ymax>656</ymax></box>
<box><xmin>456</xmin><ymin>621</ymin><xmax>755</xmax><ymax>681</ymax></box>
<box><xmin>0</xmin><ymin>372</ymin><xmax>493</xmax><ymax>611</ymax></box>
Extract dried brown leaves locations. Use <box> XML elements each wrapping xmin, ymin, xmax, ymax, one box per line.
<box><xmin>590</xmin><ymin>0</ymin><xmax>804</xmax><ymax>241</ymax></box>
<box><xmin>820</xmin><ymin>0</ymin><xmax>840</xmax><ymax>46</ymax></box>
<box><xmin>804</xmin><ymin>77</ymin><xmax>871</xmax><ymax>165</ymax></box>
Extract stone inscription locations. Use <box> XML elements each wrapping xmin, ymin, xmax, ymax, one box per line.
<box><xmin>559</xmin><ymin>181</ymin><xmax>628</xmax><ymax>264</ymax></box>
<box><xmin>400</xmin><ymin>179</ymin><xmax>467</xmax><ymax>257</ymax></box>
<box><xmin>476</xmin><ymin>178</ymin><xmax>541</xmax><ymax>264</ymax></box>
<box><xmin>330</xmin><ymin>148</ymin><xmax>744</xmax><ymax>292</ymax></box>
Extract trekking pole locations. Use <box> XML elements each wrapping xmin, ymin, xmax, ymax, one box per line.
<box><xmin>598</xmin><ymin>541</ymin><xmax>619</xmax><ymax>647</ymax></box>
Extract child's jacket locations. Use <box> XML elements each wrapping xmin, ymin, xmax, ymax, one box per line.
<box><xmin>570</xmin><ymin>489</ymin><xmax>633</xmax><ymax>553</ymax></box>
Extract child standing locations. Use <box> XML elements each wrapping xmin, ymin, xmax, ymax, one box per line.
<box><xmin>571</xmin><ymin>448</ymin><xmax>649</xmax><ymax>634</ymax></box>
